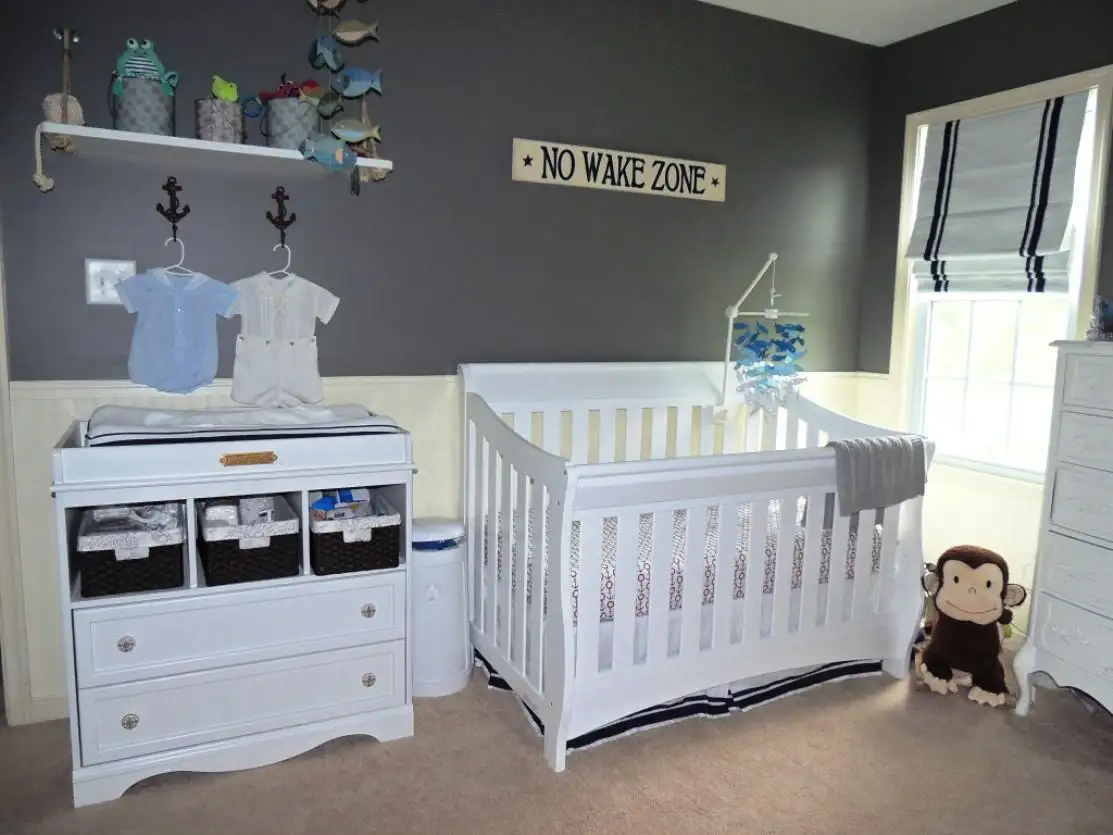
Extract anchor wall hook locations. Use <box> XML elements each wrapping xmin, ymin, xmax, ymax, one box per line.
<box><xmin>156</xmin><ymin>176</ymin><xmax>191</xmax><ymax>240</ymax></box>
<box><xmin>266</xmin><ymin>186</ymin><xmax>297</xmax><ymax>247</ymax></box>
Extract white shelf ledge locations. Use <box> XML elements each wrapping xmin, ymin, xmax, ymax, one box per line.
<box><xmin>38</xmin><ymin>121</ymin><xmax>393</xmax><ymax>178</ymax></box>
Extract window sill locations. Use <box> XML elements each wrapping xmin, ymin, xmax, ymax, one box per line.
<box><xmin>931</xmin><ymin>453</ymin><xmax>1046</xmax><ymax>485</ymax></box>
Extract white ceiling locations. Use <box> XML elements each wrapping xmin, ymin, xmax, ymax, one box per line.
<box><xmin>696</xmin><ymin>0</ymin><xmax>1021</xmax><ymax>46</ymax></box>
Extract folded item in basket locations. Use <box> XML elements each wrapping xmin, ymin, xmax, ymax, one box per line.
<box><xmin>826</xmin><ymin>434</ymin><xmax>927</xmax><ymax>516</ymax></box>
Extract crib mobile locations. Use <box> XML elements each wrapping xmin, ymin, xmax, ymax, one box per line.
<box><xmin>717</xmin><ymin>252</ymin><xmax>809</xmax><ymax>419</ymax></box>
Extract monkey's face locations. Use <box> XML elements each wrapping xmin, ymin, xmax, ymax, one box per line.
<box><xmin>935</xmin><ymin>559</ymin><xmax>1005</xmax><ymax>626</ymax></box>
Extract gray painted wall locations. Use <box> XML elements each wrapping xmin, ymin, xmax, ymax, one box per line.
<box><xmin>861</xmin><ymin>0</ymin><xmax>1113</xmax><ymax>373</ymax></box>
<box><xmin>0</xmin><ymin>0</ymin><xmax>872</xmax><ymax>380</ymax></box>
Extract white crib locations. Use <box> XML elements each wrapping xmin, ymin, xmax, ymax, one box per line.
<box><xmin>460</xmin><ymin>362</ymin><xmax>932</xmax><ymax>772</ymax></box>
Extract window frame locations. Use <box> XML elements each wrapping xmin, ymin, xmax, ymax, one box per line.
<box><xmin>888</xmin><ymin>67</ymin><xmax>1113</xmax><ymax>478</ymax></box>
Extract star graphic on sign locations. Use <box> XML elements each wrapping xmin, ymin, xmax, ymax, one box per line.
<box><xmin>711</xmin><ymin>177</ymin><xmax>720</xmax><ymax>187</ymax></box>
<box><xmin>523</xmin><ymin>154</ymin><xmax>533</xmax><ymax>167</ymax></box>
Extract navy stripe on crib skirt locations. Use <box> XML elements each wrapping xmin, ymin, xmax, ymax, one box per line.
<box><xmin>473</xmin><ymin>651</ymin><xmax>884</xmax><ymax>755</ymax></box>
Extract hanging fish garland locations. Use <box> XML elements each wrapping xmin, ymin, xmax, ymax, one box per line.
<box><xmin>331</xmin><ymin>67</ymin><xmax>382</xmax><ymax>98</ymax></box>
<box><xmin>302</xmin><ymin>0</ymin><xmax>388</xmax><ymax>190</ymax></box>
<box><xmin>333</xmin><ymin>20</ymin><xmax>379</xmax><ymax>46</ymax></box>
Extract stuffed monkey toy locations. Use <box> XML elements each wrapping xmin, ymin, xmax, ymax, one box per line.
<box><xmin>915</xmin><ymin>545</ymin><xmax>1027</xmax><ymax>707</ymax></box>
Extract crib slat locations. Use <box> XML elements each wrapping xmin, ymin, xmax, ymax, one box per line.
<box><xmin>680</xmin><ymin>505</ymin><xmax>706</xmax><ymax>657</ymax></box>
<box><xmin>541</xmin><ymin>486</ymin><xmax>567</xmax><ymax>695</ymax></box>
<box><xmin>797</xmin><ymin>490</ymin><xmax>827</xmax><ymax>630</ymax></box>
<box><xmin>699</xmin><ymin>407</ymin><xmax>716</xmax><ymax>456</ymax></box>
<box><xmin>761</xmin><ymin>410</ymin><xmax>778</xmax><ymax>452</ymax></box>
<box><xmin>713</xmin><ymin>502</ymin><xmax>742</xmax><ymax>648</ymax></box>
<box><xmin>722</xmin><ymin>412</ymin><xmax>739</xmax><ymax>454</ymax></box>
<box><xmin>484</xmin><ymin>448</ymin><xmax>501</xmax><ymax>638</ymax></box>
<box><xmin>784</xmin><ymin>412</ymin><xmax>800</xmax><ymax>450</ymax></box>
<box><xmin>805</xmin><ymin>422</ymin><xmax>819</xmax><ymax>448</ymax></box>
<box><xmin>512</xmin><ymin>462</ymin><xmax>529</xmax><ymax>670</ymax></box>
<box><xmin>650</xmin><ymin>407</ymin><xmax>668</xmax><ymax>460</ymax></box>
<box><xmin>625</xmin><ymin>407</ymin><xmax>643</xmax><ymax>462</ymax></box>
<box><xmin>675</xmin><ymin>406</ymin><xmax>694</xmax><ymax>457</ymax></box>
<box><xmin>575</xmin><ymin>513</ymin><xmax>603</xmax><ymax>676</ymax></box>
<box><xmin>646</xmin><ymin>510</ymin><xmax>674</xmax><ymax>662</ymax></box>
<box><xmin>525</xmin><ymin>478</ymin><xmax>545</xmax><ymax>690</ymax></box>
<box><xmin>771</xmin><ymin>496</ymin><xmax>797</xmax><ymax>635</ymax></box>
<box><xmin>853</xmin><ymin>511</ymin><xmax>880</xmax><ymax>621</ymax></box>
<box><xmin>876</xmin><ymin>504</ymin><xmax>902</xmax><ymax>617</ymax></box>
<box><xmin>470</xmin><ymin>427</ymin><xmax>484</xmax><ymax>626</ymax></box>
<box><xmin>570</xmin><ymin>409</ymin><xmax>590</xmax><ymax>464</ymax></box>
<box><xmin>514</xmin><ymin>411</ymin><xmax>532</xmax><ymax>444</ymax></box>
<box><xmin>542</xmin><ymin>410</ymin><xmax>561</xmax><ymax>456</ymax></box>
<box><xmin>825</xmin><ymin>500</ymin><xmax>854</xmax><ymax>625</ymax></box>
<box><xmin>743</xmin><ymin>500</ymin><xmax>768</xmax><ymax>643</ymax></box>
<box><xmin>599</xmin><ymin>409</ymin><xmax>617</xmax><ymax>463</ymax></box>
<box><xmin>611</xmin><ymin>511</ymin><xmax>640</xmax><ymax>670</ymax></box>
<box><xmin>498</xmin><ymin>458</ymin><xmax>513</xmax><ymax>652</ymax></box>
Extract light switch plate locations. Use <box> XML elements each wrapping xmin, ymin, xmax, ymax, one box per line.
<box><xmin>85</xmin><ymin>259</ymin><xmax>136</xmax><ymax>305</ymax></box>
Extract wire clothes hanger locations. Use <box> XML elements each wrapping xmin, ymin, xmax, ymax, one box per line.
<box><xmin>266</xmin><ymin>186</ymin><xmax>296</xmax><ymax>279</ymax></box>
<box><xmin>156</xmin><ymin>176</ymin><xmax>194</xmax><ymax>276</ymax></box>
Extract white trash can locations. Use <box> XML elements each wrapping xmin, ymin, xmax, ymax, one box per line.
<box><xmin>411</xmin><ymin>517</ymin><xmax>471</xmax><ymax>698</ymax></box>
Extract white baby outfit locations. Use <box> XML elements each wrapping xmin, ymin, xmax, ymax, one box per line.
<box><xmin>228</xmin><ymin>272</ymin><xmax>340</xmax><ymax>407</ymax></box>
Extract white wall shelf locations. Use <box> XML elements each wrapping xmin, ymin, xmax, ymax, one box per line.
<box><xmin>37</xmin><ymin>121</ymin><xmax>394</xmax><ymax>179</ymax></box>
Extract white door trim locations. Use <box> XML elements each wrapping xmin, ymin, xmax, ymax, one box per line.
<box><xmin>0</xmin><ymin>205</ymin><xmax>33</xmax><ymax>724</ymax></box>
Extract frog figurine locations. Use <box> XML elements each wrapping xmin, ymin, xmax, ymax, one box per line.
<box><xmin>111</xmin><ymin>38</ymin><xmax>179</xmax><ymax>97</ymax></box>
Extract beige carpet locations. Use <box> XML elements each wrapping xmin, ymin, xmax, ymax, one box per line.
<box><xmin>3</xmin><ymin>661</ymin><xmax>1113</xmax><ymax>835</ymax></box>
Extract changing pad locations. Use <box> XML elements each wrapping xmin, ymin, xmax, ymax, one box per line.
<box><xmin>85</xmin><ymin>403</ymin><xmax>401</xmax><ymax>447</ymax></box>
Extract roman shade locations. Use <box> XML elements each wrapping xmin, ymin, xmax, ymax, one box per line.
<box><xmin>905</xmin><ymin>90</ymin><xmax>1090</xmax><ymax>294</ymax></box>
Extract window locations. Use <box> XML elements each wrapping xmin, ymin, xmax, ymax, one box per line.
<box><xmin>903</xmin><ymin>82</ymin><xmax>1105</xmax><ymax>480</ymax></box>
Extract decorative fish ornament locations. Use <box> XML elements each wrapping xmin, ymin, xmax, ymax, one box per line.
<box><xmin>308</xmin><ymin>36</ymin><xmax>344</xmax><ymax>72</ymax></box>
<box><xmin>316</xmin><ymin>89</ymin><xmax>345</xmax><ymax>118</ymax></box>
<box><xmin>333</xmin><ymin>20</ymin><xmax>379</xmax><ymax>46</ymax></box>
<box><xmin>307</xmin><ymin>0</ymin><xmax>345</xmax><ymax>15</ymax></box>
<box><xmin>331</xmin><ymin>119</ymin><xmax>381</xmax><ymax>143</ymax></box>
<box><xmin>299</xmin><ymin>133</ymin><xmax>357</xmax><ymax>172</ymax></box>
<box><xmin>331</xmin><ymin>67</ymin><xmax>382</xmax><ymax>99</ymax></box>
<box><xmin>211</xmin><ymin>75</ymin><xmax>238</xmax><ymax>102</ymax></box>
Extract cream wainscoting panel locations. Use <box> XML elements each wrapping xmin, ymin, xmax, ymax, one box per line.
<box><xmin>7</xmin><ymin>372</ymin><xmax>857</xmax><ymax>721</ymax></box>
<box><xmin>855</xmin><ymin>374</ymin><xmax>1042</xmax><ymax>633</ymax></box>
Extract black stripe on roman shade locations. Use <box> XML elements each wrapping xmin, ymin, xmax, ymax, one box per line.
<box><xmin>905</xmin><ymin>90</ymin><xmax>1090</xmax><ymax>294</ymax></box>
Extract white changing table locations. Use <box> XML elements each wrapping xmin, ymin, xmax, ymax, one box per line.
<box><xmin>50</xmin><ymin>416</ymin><xmax>416</xmax><ymax>807</ymax></box>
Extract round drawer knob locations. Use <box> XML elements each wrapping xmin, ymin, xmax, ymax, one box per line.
<box><xmin>121</xmin><ymin>713</ymin><xmax>139</xmax><ymax>730</ymax></box>
<box><xmin>360</xmin><ymin>603</ymin><xmax>377</xmax><ymax>619</ymax></box>
<box><xmin>361</xmin><ymin>672</ymin><xmax>377</xmax><ymax>688</ymax></box>
<box><xmin>117</xmin><ymin>636</ymin><xmax>136</xmax><ymax>653</ymax></box>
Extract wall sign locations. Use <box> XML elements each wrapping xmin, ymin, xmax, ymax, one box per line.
<box><xmin>511</xmin><ymin>138</ymin><xmax>726</xmax><ymax>203</ymax></box>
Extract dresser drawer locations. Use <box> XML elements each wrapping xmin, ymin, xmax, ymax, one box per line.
<box><xmin>1033</xmin><ymin>594</ymin><xmax>1113</xmax><ymax>682</ymax></box>
<box><xmin>1049</xmin><ymin>464</ymin><xmax>1113</xmax><ymax>544</ymax></box>
<box><xmin>1057</xmin><ymin>411</ymin><xmax>1113</xmax><ymax>473</ymax></box>
<box><xmin>73</xmin><ymin>573</ymin><xmax>405</xmax><ymax>688</ymax></box>
<box><xmin>1039</xmin><ymin>533</ymin><xmax>1113</xmax><ymax>619</ymax></box>
<box><xmin>1062</xmin><ymin>353</ymin><xmax>1113</xmax><ymax>412</ymax></box>
<box><xmin>78</xmin><ymin>640</ymin><xmax>405</xmax><ymax>766</ymax></box>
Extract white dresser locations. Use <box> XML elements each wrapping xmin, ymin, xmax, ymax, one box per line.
<box><xmin>51</xmin><ymin>421</ymin><xmax>416</xmax><ymax>807</ymax></box>
<box><xmin>1015</xmin><ymin>340</ymin><xmax>1113</xmax><ymax>718</ymax></box>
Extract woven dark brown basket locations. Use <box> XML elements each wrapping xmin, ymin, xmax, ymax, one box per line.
<box><xmin>199</xmin><ymin>533</ymin><xmax>301</xmax><ymax>586</ymax></box>
<box><xmin>80</xmin><ymin>544</ymin><xmax>185</xmax><ymax>598</ymax></box>
<box><xmin>311</xmin><ymin>523</ymin><xmax>401</xmax><ymax>575</ymax></box>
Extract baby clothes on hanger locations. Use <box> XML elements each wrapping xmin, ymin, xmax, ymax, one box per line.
<box><xmin>228</xmin><ymin>272</ymin><xmax>339</xmax><ymax>407</ymax></box>
<box><xmin>116</xmin><ymin>269</ymin><xmax>239</xmax><ymax>395</ymax></box>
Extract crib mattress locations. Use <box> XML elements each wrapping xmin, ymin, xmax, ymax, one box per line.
<box><xmin>485</xmin><ymin>500</ymin><xmax>884</xmax><ymax>625</ymax></box>
<box><xmin>85</xmin><ymin>403</ymin><xmax>401</xmax><ymax>446</ymax></box>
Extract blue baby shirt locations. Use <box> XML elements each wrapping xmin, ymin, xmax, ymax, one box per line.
<box><xmin>117</xmin><ymin>269</ymin><xmax>238</xmax><ymax>394</ymax></box>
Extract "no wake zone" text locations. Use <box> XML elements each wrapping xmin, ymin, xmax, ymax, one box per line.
<box><xmin>539</xmin><ymin>145</ymin><xmax>711</xmax><ymax>196</ymax></box>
